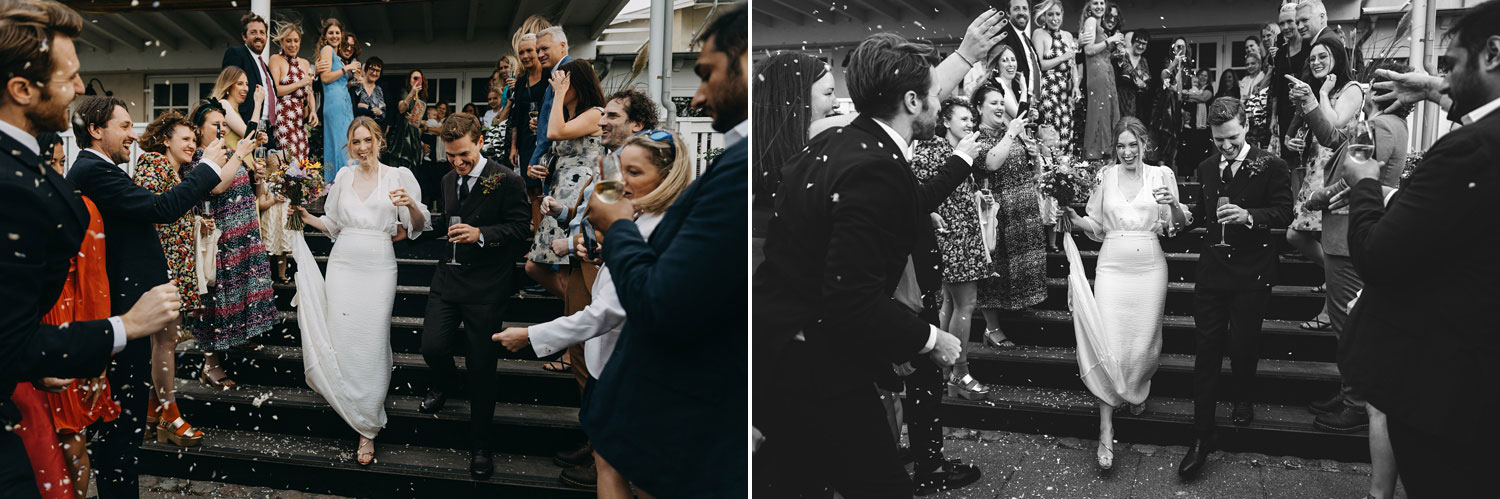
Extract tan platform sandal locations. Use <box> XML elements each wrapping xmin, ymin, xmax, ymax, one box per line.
<box><xmin>156</xmin><ymin>402</ymin><xmax>204</xmax><ymax>447</ymax></box>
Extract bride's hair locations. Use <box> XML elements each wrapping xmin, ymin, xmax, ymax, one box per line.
<box><xmin>346</xmin><ymin>116</ymin><xmax>385</xmax><ymax>161</ymax></box>
<box><xmin>1112</xmin><ymin>116</ymin><xmax>1152</xmax><ymax>164</ymax></box>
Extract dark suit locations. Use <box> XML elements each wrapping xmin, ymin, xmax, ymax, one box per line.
<box><xmin>1189</xmin><ymin>145</ymin><xmax>1293</xmax><ymax>437</ymax></box>
<box><xmin>0</xmin><ymin>133</ymin><xmax>118</xmax><ymax>498</ymax></box>
<box><xmin>579</xmin><ymin>136</ymin><xmax>746</xmax><ymax>497</ymax></box>
<box><xmin>753</xmin><ymin>116</ymin><xmax>974</xmax><ymax>496</ymax></box>
<box><xmin>420</xmin><ymin>156</ymin><xmax>530</xmax><ymax>447</ymax></box>
<box><xmin>67</xmin><ymin>151</ymin><xmax>219</xmax><ymax>498</ymax></box>
<box><xmin>998</xmin><ymin>20</ymin><xmax>1043</xmax><ymax>108</ymax></box>
<box><xmin>222</xmin><ymin>45</ymin><xmax>276</xmax><ymax>148</ymax></box>
<box><xmin>1344</xmin><ymin>110</ymin><xmax>1500</xmax><ymax>497</ymax></box>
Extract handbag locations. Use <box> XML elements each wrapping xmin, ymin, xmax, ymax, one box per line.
<box><xmin>195</xmin><ymin>219</ymin><xmax>221</xmax><ymax>293</ymax></box>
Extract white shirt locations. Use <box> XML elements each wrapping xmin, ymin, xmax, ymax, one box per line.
<box><xmin>457</xmin><ymin>157</ymin><xmax>487</xmax><ymax>245</ymax></box>
<box><xmin>723</xmin><ymin>119</ymin><xmax>749</xmax><ymax>150</ymax></box>
<box><xmin>248</xmin><ymin>46</ymin><xmax>274</xmax><ymax>122</ymax></box>
<box><xmin>0</xmin><ymin>121</ymin><xmax>127</xmax><ymax>355</ymax></box>
<box><xmin>1461</xmin><ymin>96</ymin><xmax>1500</xmax><ymax>125</ymax></box>
<box><xmin>1218</xmin><ymin>142</ymin><xmax>1251</xmax><ymax>177</ymax></box>
<box><xmin>529</xmin><ymin>211</ymin><xmax>665</xmax><ymax>379</ymax></box>
<box><xmin>482</xmin><ymin>109</ymin><xmax>501</xmax><ymax>125</ymax></box>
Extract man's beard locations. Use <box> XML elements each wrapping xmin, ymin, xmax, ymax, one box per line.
<box><xmin>27</xmin><ymin>86</ymin><xmax>69</xmax><ymax>133</ymax></box>
<box><xmin>911</xmin><ymin>103</ymin><xmax>938</xmax><ymax>142</ymax></box>
<box><xmin>709</xmin><ymin>78</ymin><xmax>747</xmax><ymax>133</ymax></box>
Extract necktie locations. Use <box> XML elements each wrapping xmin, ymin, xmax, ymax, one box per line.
<box><xmin>458</xmin><ymin>176</ymin><xmax>471</xmax><ymax>205</ymax></box>
<box><xmin>1221</xmin><ymin>160</ymin><xmax>1235</xmax><ymax>186</ymax></box>
<box><xmin>255</xmin><ymin>54</ymin><xmax>275</xmax><ymax>130</ymax></box>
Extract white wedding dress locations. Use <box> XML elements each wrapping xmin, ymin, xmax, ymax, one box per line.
<box><xmin>1067</xmin><ymin>164</ymin><xmax>1187</xmax><ymax>407</ymax></box>
<box><xmin>291</xmin><ymin>165</ymin><xmax>430</xmax><ymax>438</ymax></box>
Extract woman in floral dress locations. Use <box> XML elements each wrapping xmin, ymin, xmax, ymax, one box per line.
<box><xmin>1032</xmin><ymin>0</ymin><xmax>1078</xmax><ymax>154</ymax></box>
<box><xmin>526</xmin><ymin>59</ymin><xmax>605</xmax><ymax>298</ymax></box>
<box><xmin>266</xmin><ymin>19</ymin><xmax>313</xmax><ymax>283</ymax></box>
<box><xmin>189</xmin><ymin>99</ymin><xmax>277</xmax><ymax>388</ymax></box>
<box><xmin>972</xmin><ymin>86</ymin><xmax>1049</xmax><ymax>348</ymax></box>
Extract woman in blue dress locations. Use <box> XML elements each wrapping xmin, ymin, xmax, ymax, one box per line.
<box><xmin>316</xmin><ymin>18</ymin><xmax>357</xmax><ymax>181</ymax></box>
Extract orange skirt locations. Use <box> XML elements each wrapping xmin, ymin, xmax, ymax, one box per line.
<box><xmin>41</xmin><ymin>197</ymin><xmax>121</xmax><ymax>432</ymax></box>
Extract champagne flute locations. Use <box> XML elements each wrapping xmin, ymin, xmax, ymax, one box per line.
<box><xmin>1346</xmin><ymin>120</ymin><xmax>1375</xmax><ymax>162</ymax></box>
<box><xmin>1156</xmin><ymin>173</ymin><xmax>1178</xmax><ymax>237</ymax></box>
<box><xmin>447</xmin><ymin>215</ymin><xmax>463</xmax><ymax>265</ymax></box>
<box><xmin>594</xmin><ymin>154</ymin><xmax>624</xmax><ymax>203</ymax></box>
<box><xmin>1212</xmin><ymin>196</ymin><xmax>1232</xmax><ymax>248</ymax></box>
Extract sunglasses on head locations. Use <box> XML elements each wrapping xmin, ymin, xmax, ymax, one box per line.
<box><xmin>645</xmin><ymin>129</ymin><xmax>675</xmax><ymax>148</ymax></box>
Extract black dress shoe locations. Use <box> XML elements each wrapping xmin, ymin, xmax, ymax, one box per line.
<box><xmin>554</xmin><ymin>441</ymin><xmax>593</xmax><ymax>468</ymax></box>
<box><xmin>914</xmin><ymin>458</ymin><xmax>982</xmax><ymax>496</ymax></box>
<box><xmin>1177</xmin><ymin>437</ymin><xmax>1217</xmax><ymax>478</ymax></box>
<box><xmin>1314</xmin><ymin>406</ymin><xmax>1370</xmax><ymax>433</ymax></box>
<box><xmin>418</xmin><ymin>389</ymin><xmax>446</xmax><ymax>414</ymax></box>
<box><xmin>560</xmin><ymin>461</ymin><xmax>598</xmax><ymax>489</ymax></box>
<box><xmin>1232</xmin><ymin>402</ymin><xmax>1255</xmax><ymax>426</ymax></box>
<box><xmin>1308</xmin><ymin>393</ymin><xmax>1344</xmax><ymax>415</ymax></box>
<box><xmin>470</xmin><ymin>449</ymin><xmax>493</xmax><ymax>479</ymax></box>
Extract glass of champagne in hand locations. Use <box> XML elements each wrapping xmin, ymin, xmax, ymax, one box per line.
<box><xmin>447</xmin><ymin>216</ymin><xmax>463</xmax><ymax>265</ymax></box>
<box><xmin>594</xmin><ymin>154</ymin><xmax>624</xmax><ymax>203</ymax></box>
<box><xmin>1213</xmin><ymin>196</ymin><xmax>1232</xmax><ymax>248</ymax></box>
<box><xmin>1346</xmin><ymin>120</ymin><xmax>1375</xmax><ymax>162</ymax></box>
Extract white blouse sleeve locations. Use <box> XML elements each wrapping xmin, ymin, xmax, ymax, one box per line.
<box><xmin>1161</xmin><ymin>165</ymin><xmax>1192</xmax><ymax>229</ymax></box>
<box><xmin>529</xmin><ymin>266</ymin><xmax>627</xmax><ymax>358</ymax></box>
<box><xmin>318</xmin><ymin>168</ymin><xmax>346</xmax><ymax>240</ymax></box>
<box><xmin>395</xmin><ymin>166</ymin><xmax>432</xmax><ymax>239</ymax></box>
<box><xmin>1078</xmin><ymin>166</ymin><xmax>1110</xmax><ymax>242</ymax></box>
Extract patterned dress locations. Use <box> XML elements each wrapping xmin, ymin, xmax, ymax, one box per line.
<box><xmin>529</xmin><ymin>127</ymin><xmax>602</xmax><ymax>265</ymax></box>
<box><xmin>193</xmin><ymin>167</ymin><xmax>276</xmax><ymax>350</ymax></box>
<box><xmin>1039</xmin><ymin>27</ymin><xmax>1077</xmax><ymax>154</ymax></box>
<box><xmin>974</xmin><ymin>123</ymin><xmax>1049</xmax><ymax>310</ymax></box>
<box><xmin>275</xmin><ymin>52</ymin><xmax>310</xmax><ymax>163</ymax></box>
<box><xmin>911</xmin><ymin>137</ymin><xmax>988</xmax><ymax>284</ymax></box>
<box><xmin>133</xmin><ymin>152</ymin><xmax>203</xmax><ymax>319</ymax></box>
<box><xmin>1293</xmin><ymin>82</ymin><xmax>1364</xmax><ymax>232</ymax></box>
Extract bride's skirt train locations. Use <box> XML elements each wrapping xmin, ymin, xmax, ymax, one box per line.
<box><xmin>1066</xmin><ymin>231</ymin><xmax>1166</xmax><ymax>407</ymax></box>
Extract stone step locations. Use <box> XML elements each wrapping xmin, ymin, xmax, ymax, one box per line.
<box><xmin>139</xmin><ymin>427</ymin><xmax>589</xmax><ymax>498</ymax></box>
<box><xmin>966</xmin><ymin>344</ymin><xmax>1340</xmax><ymax>407</ymax></box>
<box><xmin>979</xmin><ymin>309</ymin><xmax>1335</xmax><ymax>362</ymax></box>
<box><xmin>931</xmin><ymin>383</ymin><xmax>1369</xmax><ymax>463</ymax></box>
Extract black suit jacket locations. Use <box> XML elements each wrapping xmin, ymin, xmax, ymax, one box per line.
<box><xmin>430</xmin><ymin>157</ymin><xmax>531</xmax><ymax>304</ymax></box>
<box><xmin>1343</xmin><ymin>110</ymin><xmax>1500</xmax><ymax>443</ymax></box>
<box><xmin>66</xmin><ymin>152</ymin><xmax>219</xmax><ymax>314</ymax></box>
<box><xmin>222</xmin><ymin>45</ymin><xmax>273</xmax><ymax>142</ymax></box>
<box><xmin>578</xmin><ymin>138</ymin><xmax>748</xmax><ymax>497</ymax></box>
<box><xmin>1192</xmin><ymin>146</ymin><xmax>1294</xmax><ymax>290</ymax></box>
<box><xmin>1000</xmin><ymin>20</ymin><xmax>1043</xmax><ymax>105</ymax></box>
<box><xmin>0</xmin><ymin>134</ymin><xmax>115</xmax><ymax>431</ymax></box>
<box><xmin>754</xmin><ymin>116</ymin><xmax>976</xmax><ymax>398</ymax></box>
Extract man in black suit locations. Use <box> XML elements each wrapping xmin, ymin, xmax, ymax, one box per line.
<box><xmin>0</xmin><ymin>2</ymin><xmax>183</xmax><ymax>496</ymax></box>
<box><xmin>416</xmin><ymin>112</ymin><xmax>530</xmax><ymax>479</ymax></box>
<box><xmin>1343</xmin><ymin>3</ymin><xmax>1500</xmax><ymax>494</ymax></box>
<box><xmin>998</xmin><ymin>0</ymin><xmax>1043</xmax><ymax>108</ymax></box>
<box><xmin>66</xmin><ymin>96</ymin><xmax>241</xmax><ymax>498</ymax></box>
<box><xmin>1178</xmin><ymin>97</ymin><xmax>1294</xmax><ymax>479</ymax></box>
<box><xmin>221</xmin><ymin>12</ymin><xmax>275</xmax><ymax>148</ymax></box>
<box><xmin>753</xmin><ymin>11</ymin><xmax>1016</xmax><ymax>491</ymax></box>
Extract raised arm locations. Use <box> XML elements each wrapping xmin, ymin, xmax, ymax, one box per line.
<box><xmin>548</xmin><ymin>107</ymin><xmax>603</xmax><ymax>141</ymax></box>
<box><xmin>935</xmin><ymin>8</ymin><xmax>1008</xmax><ymax>101</ymax></box>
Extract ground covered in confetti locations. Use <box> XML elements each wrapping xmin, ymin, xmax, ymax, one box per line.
<box><xmin>77</xmin><ymin>475</ymin><xmax>351</xmax><ymax>498</ymax></box>
<box><xmin>915</xmin><ymin>429</ymin><xmax>1406</xmax><ymax>498</ymax></box>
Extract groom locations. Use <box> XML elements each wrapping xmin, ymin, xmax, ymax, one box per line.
<box><xmin>417</xmin><ymin>112</ymin><xmax>530</xmax><ymax>478</ymax></box>
<box><xmin>1179</xmin><ymin>97</ymin><xmax>1293</xmax><ymax>479</ymax></box>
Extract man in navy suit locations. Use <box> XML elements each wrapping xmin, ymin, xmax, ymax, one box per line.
<box><xmin>221</xmin><ymin>12</ymin><xmax>275</xmax><ymax>149</ymax></box>
<box><xmin>66</xmin><ymin>96</ymin><xmax>241</xmax><ymax>498</ymax></box>
<box><xmin>579</xmin><ymin>5</ymin><xmax>745</xmax><ymax>497</ymax></box>
<box><xmin>0</xmin><ymin>2</ymin><xmax>183</xmax><ymax>496</ymax></box>
<box><xmin>523</xmin><ymin>26</ymin><xmax>574</xmax><ymax>191</ymax></box>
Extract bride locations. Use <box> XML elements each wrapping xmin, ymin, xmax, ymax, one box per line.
<box><xmin>1064</xmin><ymin>116</ymin><xmax>1189</xmax><ymax>470</ymax></box>
<box><xmin>292</xmin><ymin>116</ymin><xmax>430</xmax><ymax>465</ymax></box>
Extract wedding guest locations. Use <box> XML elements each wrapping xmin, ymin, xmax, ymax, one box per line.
<box><xmin>221</xmin><ymin>12</ymin><xmax>276</xmax><ymax>149</ymax></box>
<box><xmin>525</xmin><ymin>26</ymin><xmax>575</xmax><ymax>202</ymax></box>
<box><xmin>912</xmin><ymin>98</ymin><xmax>990</xmax><ymax>401</ymax></box>
<box><xmin>1340</xmin><ymin>6</ymin><xmax>1500</xmax><ymax>494</ymax></box>
<box><xmin>1032</xmin><ymin>0</ymin><xmax>1078</xmax><ymax>153</ymax></box>
<box><xmin>1149</xmin><ymin>38</ymin><xmax>1188</xmax><ymax>168</ymax></box>
<box><xmin>416</xmin><ymin>113</ymin><xmax>529</xmax><ymax>479</ymax></box>
<box><xmin>495</xmin><ymin>130</ymin><xmax>694</xmax><ymax>498</ymax></box>
<box><xmin>385</xmin><ymin>69</ymin><xmax>426</xmax><ymax>171</ymax></box>
<box><xmin>509</xmin><ymin>32</ymin><xmax>550</xmax><ymax>224</ymax></box>
<box><xmin>1297</xmin><ymin>0</ymin><xmax>1340</xmax><ymax>49</ymax></box>
<box><xmin>186</xmin><ymin>98</ymin><xmax>274</xmax><ymax>389</ymax></box>
<box><xmin>1241</xmin><ymin>51</ymin><xmax>1274</xmax><ymax>149</ymax></box>
<box><xmin>133</xmin><ymin>112</ymin><xmax>209</xmax><ymax>448</ymax></box>
<box><xmin>315</xmin><ymin>18</ymin><xmax>358</xmax><ymax>181</ymax></box>
<box><xmin>353</xmin><ymin>56</ymin><xmax>385</xmax><ymax>124</ymax></box>
<box><xmin>973</xmin><ymin>84</ymin><xmax>1045</xmax><ymax>349</ymax></box>
<box><xmin>339</xmin><ymin>32</ymin><xmax>361</xmax><ymax>66</ymax></box>
<box><xmin>1066</xmin><ymin>116</ymin><xmax>1188</xmax><ymax>470</ymax></box>
<box><xmin>1179</xmin><ymin>97</ymin><xmax>1294</xmax><ymax>479</ymax></box>
<box><xmin>757</xmin><ymin>8</ymin><xmax>1010</xmax><ymax>492</ymax></box>
<box><xmin>267</xmin><ymin>18</ymin><xmax>315</xmax><ymax>282</ymax></box>
<box><xmin>1179</xmin><ymin>68</ymin><xmax>1215</xmax><ymax>173</ymax></box>
<box><xmin>992</xmin><ymin>0</ymin><xmax>1042</xmax><ymax>107</ymax></box>
<box><xmin>1286</xmin><ymin>37</ymin><xmax>1364</xmax><ymax>316</ymax></box>
<box><xmin>209</xmin><ymin>66</ymin><xmax>265</xmax><ymax>150</ymax></box>
<box><xmin>1215</xmin><ymin>68</ymin><xmax>1241</xmax><ymax>100</ymax></box>
<box><xmin>586</xmin><ymin>7</ymin><xmax>748</xmax><ymax>495</ymax></box>
<box><xmin>295</xmin><ymin>116</ymin><xmax>429</xmax><ymax>466</ymax></box>
<box><xmin>527</xmin><ymin>59</ymin><xmax>605</xmax><ymax>302</ymax></box>
<box><xmin>1115</xmin><ymin>29</ymin><xmax>1151</xmax><ymax>119</ymax></box>
<box><xmin>751</xmin><ymin>52</ymin><xmax>835</xmax><ymax>270</ymax></box>
<box><xmin>1080</xmin><ymin>0</ymin><xmax>1122</xmax><ymax>160</ymax></box>
<box><xmin>1272</xmin><ymin>2</ymin><xmax>1307</xmax><ymax>164</ymax></box>
<box><xmin>1298</xmin><ymin>62</ymin><xmax>1409</xmax><ymax>499</ymax></box>
<box><xmin>65</xmin><ymin>94</ymin><xmax>236</xmax><ymax>498</ymax></box>
<box><xmin>1245</xmin><ymin>35</ymin><xmax>1265</xmax><ymax>63</ymax></box>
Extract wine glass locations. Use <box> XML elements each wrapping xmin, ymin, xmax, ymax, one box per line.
<box><xmin>1346</xmin><ymin>120</ymin><xmax>1375</xmax><ymax>162</ymax></box>
<box><xmin>1156</xmin><ymin>173</ymin><xmax>1178</xmax><ymax>237</ymax></box>
<box><xmin>594</xmin><ymin>154</ymin><xmax>624</xmax><ymax>203</ymax></box>
<box><xmin>447</xmin><ymin>215</ymin><xmax>463</xmax><ymax>265</ymax></box>
<box><xmin>1212</xmin><ymin>196</ymin><xmax>1232</xmax><ymax>248</ymax></box>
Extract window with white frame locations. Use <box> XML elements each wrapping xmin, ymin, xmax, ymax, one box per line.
<box><xmin>148</xmin><ymin>76</ymin><xmax>218</xmax><ymax>118</ymax></box>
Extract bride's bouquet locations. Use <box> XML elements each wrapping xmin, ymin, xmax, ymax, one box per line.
<box><xmin>281</xmin><ymin>158</ymin><xmax>325</xmax><ymax>230</ymax></box>
<box><xmin>1037</xmin><ymin>159</ymin><xmax>1099</xmax><ymax>229</ymax></box>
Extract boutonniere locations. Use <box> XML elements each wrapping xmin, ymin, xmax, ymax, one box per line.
<box><xmin>479</xmin><ymin>173</ymin><xmax>503</xmax><ymax>194</ymax></box>
<box><xmin>1243</xmin><ymin>156</ymin><xmax>1270</xmax><ymax>177</ymax></box>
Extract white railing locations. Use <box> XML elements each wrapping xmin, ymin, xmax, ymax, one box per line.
<box><xmin>675</xmin><ymin>116</ymin><xmax>722</xmax><ymax>179</ymax></box>
<box><xmin>57</xmin><ymin>123</ymin><xmax>148</xmax><ymax>176</ymax></box>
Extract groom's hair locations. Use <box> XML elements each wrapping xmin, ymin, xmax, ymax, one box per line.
<box><xmin>440</xmin><ymin>112</ymin><xmax>483</xmax><ymax>144</ymax></box>
<box><xmin>847</xmin><ymin>33</ymin><xmax>936</xmax><ymax>121</ymax></box>
<box><xmin>1206</xmin><ymin>97</ymin><xmax>1246</xmax><ymax>128</ymax></box>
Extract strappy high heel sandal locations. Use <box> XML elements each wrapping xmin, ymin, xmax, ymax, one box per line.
<box><xmin>156</xmin><ymin>402</ymin><xmax>203</xmax><ymax>447</ymax></box>
<box><xmin>1097</xmin><ymin>429</ymin><xmax>1115</xmax><ymax>470</ymax></box>
<box><xmin>946</xmin><ymin>373</ymin><xmax>991</xmax><ymax>401</ymax></box>
<box><xmin>357</xmin><ymin>436</ymin><xmax>377</xmax><ymax>466</ymax></box>
<box><xmin>983</xmin><ymin>328</ymin><xmax>1017</xmax><ymax>349</ymax></box>
<box><xmin>199</xmin><ymin>366</ymin><xmax>237</xmax><ymax>389</ymax></box>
